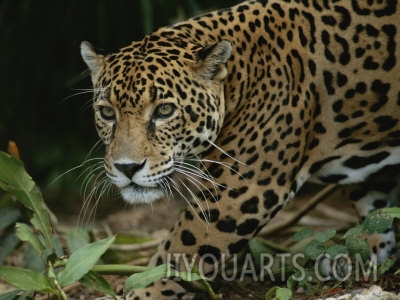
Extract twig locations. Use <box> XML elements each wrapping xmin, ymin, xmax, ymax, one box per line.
<box><xmin>260</xmin><ymin>184</ymin><xmax>338</xmax><ymax>236</ymax></box>
<box><xmin>109</xmin><ymin>239</ymin><xmax>161</xmax><ymax>251</ymax></box>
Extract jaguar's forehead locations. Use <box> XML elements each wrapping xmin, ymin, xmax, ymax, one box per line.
<box><xmin>97</xmin><ymin>36</ymin><xmax>201</xmax><ymax>104</ymax></box>
<box><xmin>103</xmin><ymin>37</ymin><xmax>198</xmax><ymax>75</ymax></box>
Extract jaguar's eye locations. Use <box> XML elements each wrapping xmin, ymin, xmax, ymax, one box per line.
<box><xmin>99</xmin><ymin>106</ymin><xmax>115</xmax><ymax>121</ymax></box>
<box><xmin>155</xmin><ymin>103</ymin><xmax>176</xmax><ymax>119</ymax></box>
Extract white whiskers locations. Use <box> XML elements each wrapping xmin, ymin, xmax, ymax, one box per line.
<box><xmin>77</xmin><ymin>159</ymin><xmax>116</xmax><ymax>227</ymax></box>
<box><xmin>48</xmin><ymin>140</ymin><xmax>116</xmax><ymax>226</ymax></box>
<box><xmin>163</xmin><ymin>141</ymin><xmax>248</xmax><ymax>227</ymax></box>
<box><xmin>206</xmin><ymin>138</ymin><xmax>251</xmax><ymax>167</ymax></box>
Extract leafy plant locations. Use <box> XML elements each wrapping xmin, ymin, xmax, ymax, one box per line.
<box><xmin>0</xmin><ymin>151</ymin><xmax>118</xmax><ymax>299</ymax></box>
<box><xmin>265</xmin><ymin>286</ymin><xmax>292</xmax><ymax>300</ymax></box>
<box><xmin>0</xmin><ymin>149</ymin><xmax>215</xmax><ymax>299</ymax></box>
<box><xmin>4</xmin><ymin>145</ymin><xmax>398</xmax><ymax>299</ymax></box>
<box><xmin>285</xmin><ymin>207</ymin><xmax>400</xmax><ymax>296</ymax></box>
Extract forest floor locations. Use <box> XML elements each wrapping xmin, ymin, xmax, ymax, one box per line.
<box><xmin>1</xmin><ymin>183</ymin><xmax>400</xmax><ymax>299</ymax></box>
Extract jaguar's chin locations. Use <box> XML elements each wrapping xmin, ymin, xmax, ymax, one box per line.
<box><xmin>119</xmin><ymin>183</ymin><xmax>165</xmax><ymax>204</ymax></box>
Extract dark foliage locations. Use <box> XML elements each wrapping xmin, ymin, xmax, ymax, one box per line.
<box><xmin>0</xmin><ymin>0</ymin><xmax>239</xmax><ymax>188</ymax></box>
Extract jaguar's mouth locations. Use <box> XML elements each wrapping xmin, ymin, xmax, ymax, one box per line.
<box><xmin>119</xmin><ymin>182</ymin><xmax>165</xmax><ymax>204</ymax></box>
<box><xmin>128</xmin><ymin>182</ymin><xmax>144</xmax><ymax>189</ymax></box>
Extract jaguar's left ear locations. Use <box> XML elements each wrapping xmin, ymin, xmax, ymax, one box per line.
<box><xmin>195</xmin><ymin>40</ymin><xmax>232</xmax><ymax>82</ymax></box>
<box><xmin>81</xmin><ymin>41</ymin><xmax>105</xmax><ymax>81</ymax></box>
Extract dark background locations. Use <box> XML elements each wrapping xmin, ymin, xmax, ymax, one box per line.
<box><xmin>0</xmin><ymin>0</ymin><xmax>240</xmax><ymax>201</ymax></box>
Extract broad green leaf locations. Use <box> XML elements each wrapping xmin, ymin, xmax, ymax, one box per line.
<box><xmin>0</xmin><ymin>289</ymin><xmax>26</xmax><ymax>300</ymax></box>
<box><xmin>79</xmin><ymin>271</ymin><xmax>116</xmax><ymax>298</ymax></box>
<box><xmin>67</xmin><ymin>228</ymin><xmax>90</xmax><ymax>253</ymax></box>
<box><xmin>58</xmin><ymin>236</ymin><xmax>115</xmax><ymax>287</ymax></box>
<box><xmin>378</xmin><ymin>257</ymin><xmax>396</xmax><ymax>276</ymax></box>
<box><xmin>23</xmin><ymin>236</ymin><xmax>63</xmax><ymax>272</ymax></box>
<box><xmin>288</xmin><ymin>268</ymin><xmax>309</xmax><ymax>286</ymax></box>
<box><xmin>29</xmin><ymin>204</ymin><xmax>53</xmax><ymax>249</ymax></box>
<box><xmin>0</xmin><ymin>266</ymin><xmax>55</xmax><ymax>294</ymax></box>
<box><xmin>286</xmin><ymin>275</ymin><xmax>295</xmax><ymax>291</ymax></box>
<box><xmin>346</xmin><ymin>237</ymin><xmax>370</xmax><ymax>261</ymax></box>
<box><xmin>265</xmin><ymin>287</ymin><xmax>292</xmax><ymax>300</ymax></box>
<box><xmin>326</xmin><ymin>245</ymin><xmax>347</xmax><ymax>260</ymax></box>
<box><xmin>174</xmin><ymin>271</ymin><xmax>204</xmax><ymax>282</ymax></box>
<box><xmin>0</xmin><ymin>207</ymin><xmax>21</xmax><ymax>230</ymax></box>
<box><xmin>265</xmin><ymin>286</ymin><xmax>278</xmax><ymax>300</ymax></box>
<box><xmin>344</xmin><ymin>225</ymin><xmax>363</xmax><ymax>239</ymax></box>
<box><xmin>0</xmin><ymin>152</ymin><xmax>53</xmax><ymax>249</ymax></box>
<box><xmin>304</xmin><ymin>240</ymin><xmax>326</xmax><ymax>260</ymax></box>
<box><xmin>249</xmin><ymin>238</ymin><xmax>274</xmax><ymax>267</ymax></box>
<box><xmin>23</xmin><ymin>244</ymin><xmax>45</xmax><ymax>272</ymax></box>
<box><xmin>361</xmin><ymin>209</ymin><xmax>393</xmax><ymax>234</ymax></box>
<box><xmin>384</xmin><ymin>207</ymin><xmax>400</xmax><ymax>219</ymax></box>
<box><xmin>275</xmin><ymin>287</ymin><xmax>292</xmax><ymax>300</ymax></box>
<box><xmin>49</xmin><ymin>236</ymin><xmax>64</xmax><ymax>258</ymax></box>
<box><xmin>314</xmin><ymin>229</ymin><xmax>336</xmax><ymax>243</ymax></box>
<box><xmin>0</xmin><ymin>228</ymin><xmax>20</xmax><ymax>265</ymax></box>
<box><xmin>125</xmin><ymin>264</ymin><xmax>171</xmax><ymax>292</ymax></box>
<box><xmin>15</xmin><ymin>223</ymin><xmax>45</xmax><ymax>255</ymax></box>
<box><xmin>292</xmin><ymin>228</ymin><xmax>315</xmax><ymax>242</ymax></box>
<box><xmin>0</xmin><ymin>152</ymin><xmax>35</xmax><ymax>194</ymax></box>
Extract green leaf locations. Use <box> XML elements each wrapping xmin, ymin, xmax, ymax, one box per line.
<box><xmin>79</xmin><ymin>271</ymin><xmax>116</xmax><ymax>298</ymax></box>
<box><xmin>249</xmin><ymin>238</ymin><xmax>274</xmax><ymax>267</ymax></box>
<box><xmin>304</xmin><ymin>240</ymin><xmax>326</xmax><ymax>260</ymax></box>
<box><xmin>0</xmin><ymin>152</ymin><xmax>35</xmax><ymax>194</ymax></box>
<box><xmin>292</xmin><ymin>228</ymin><xmax>315</xmax><ymax>242</ymax></box>
<box><xmin>378</xmin><ymin>257</ymin><xmax>396</xmax><ymax>276</ymax></box>
<box><xmin>58</xmin><ymin>236</ymin><xmax>115</xmax><ymax>287</ymax></box>
<box><xmin>314</xmin><ymin>229</ymin><xmax>336</xmax><ymax>243</ymax></box>
<box><xmin>174</xmin><ymin>271</ymin><xmax>204</xmax><ymax>282</ymax></box>
<box><xmin>0</xmin><ymin>289</ymin><xmax>26</xmax><ymax>300</ymax></box>
<box><xmin>361</xmin><ymin>209</ymin><xmax>394</xmax><ymax>234</ymax></box>
<box><xmin>15</xmin><ymin>223</ymin><xmax>45</xmax><ymax>255</ymax></box>
<box><xmin>23</xmin><ymin>244</ymin><xmax>45</xmax><ymax>272</ymax></box>
<box><xmin>326</xmin><ymin>245</ymin><xmax>347</xmax><ymax>260</ymax></box>
<box><xmin>289</xmin><ymin>268</ymin><xmax>309</xmax><ymax>286</ymax></box>
<box><xmin>0</xmin><ymin>152</ymin><xmax>53</xmax><ymax>249</ymax></box>
<box><xmin>125</xmin><ymin>264</ymin><xmax>171</xmax><ymax>292</ymax></box>
<box><xmin>67</xmin><ymin>228</ymin><xmax>90</xmax><ymax>253</ymax></box>
<box><xmin>0</xmin><ymin>228</ymin><xmax>21</xmax><ymax>265</ymax></box>
<box><xmin>275</xmin><ymin>287</ymin><xmax>292</xmax><ymax>300</ymax></box>
<box><xmin>23</xmin><ymin>236</ymin><xmax>63</xmax><ymax>273</ymax></box>
<box><xmin>29</xmin><ymin>205</ymin><xmax>53</xmax><ymax>249</ymax></box>
<box><xmin>344</xmin><ymin>225</ymin><xmax>363</xmax><ymax>239</ymax></box>
<box><xmin>0</xmin><ymin>207</ymin><xmax>21</xmax><ymax>230</ymax></box>
<box><xmin>384</xmin><ymin>207</ymin><xmax>400</xmax><ymax>219</ymax></box>
<box><xmin>265</xmin><ymin>287</ymin><xmax>292</xmax><ymax>300</ymax></box>
<box><xmin>286</xmin><ymin>275</ymin><xmax>295</xmax><ymax>291</ymax></box>
<box><xmin>49</xmin><ymin>235</ymin><xmax>65</xmax><ymax>257</ymax></box>
<box><xmin>0</xmin><ymin>266</ymin><xmax>55</xmax><ymax>294</ymax></box>
<box><xmin>265</xmin><ymin>286</ymin><xmax>278</xmax><ymax>300</ymax></box>
<box><xmin>346</xmin><ymin>237</ymin><xmax>370</xmax><ymax>261</ymax></box>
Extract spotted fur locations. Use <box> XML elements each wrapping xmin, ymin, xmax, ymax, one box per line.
<box><xmin>81</xmin><ymin>0</ymin><xmax>400</xmax><ymax>298</ymax></box>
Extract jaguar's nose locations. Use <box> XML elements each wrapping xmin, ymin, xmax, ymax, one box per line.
<box><xmin>114</xmin><ymin>160</ymin><xmax>146</xmax><ymax>179</ymax></box>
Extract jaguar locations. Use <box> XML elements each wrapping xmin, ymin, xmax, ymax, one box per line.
<box><xmin>80</xmin><ymin>0</ymin><xmax>400</xmax><ymax>298</ymax></box>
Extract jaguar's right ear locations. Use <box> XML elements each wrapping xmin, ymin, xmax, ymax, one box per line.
<box><xmin>195</xmin><ymin>40</ymin><xmax>232</xmax><ymax>82</ymax></box>
<box><xmin>80</xmin><ymin>41</ymin><xmax>104</xmax><ymax>79</ymax></box>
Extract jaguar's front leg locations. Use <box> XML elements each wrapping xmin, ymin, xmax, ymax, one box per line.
<box><xmin>125</xmin><ymin>164</ymin><xmax>293</xmax><ymax>300</ymax></box>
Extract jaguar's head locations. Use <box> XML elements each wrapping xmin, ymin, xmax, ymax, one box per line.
<box><xmin>81</xmin><ymin>36</ymin><xmax>232</xmax><ymax>204</ymax></box>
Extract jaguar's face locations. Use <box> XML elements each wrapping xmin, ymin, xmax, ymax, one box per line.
<box><xmin>81</xmin><ymin>38</ymin><xmax>232</xmax><ymax>204</ymax></box>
